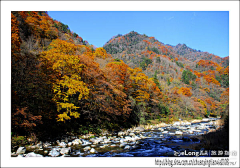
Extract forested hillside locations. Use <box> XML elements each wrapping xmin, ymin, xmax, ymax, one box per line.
<box><xmin>104</xmin><ymin>31</ymin><xmax>229</xmax><ymax>121</ymax></box>
<box><xmin>11</xmin><ymin>12</ymin><xmax>229</xmax><ymax>142</ymax></box>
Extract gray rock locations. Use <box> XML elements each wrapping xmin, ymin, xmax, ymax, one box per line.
<box><xmin>17</xmin><ymin>154</ymin><xmax>24</xmax><ymax>157</ymax></box>
<box><xmin>140</xmin><ymin>135</ymin><xmax>147</xmax><ymax>139</ymax></box>
<box><xmin>59</xmin><ymin>142</ymin><xmax>66</xmax><ymax>148</ymax></box>
<box><xmin>43</xmin><ymin>142</ymin><xmax>51</xmax><ymax>148</ymax></box>
<box><xmin>124</xmin><ymin>136</ymin><xmax>132</xmax><ymax>142</ymax></box>
<box><xmin>120</xmin><ymin>143</ymin><xmax>127</xmax><ymax>148</ymax></box>
<box><xmin>103</xmin><ymin>139</ymin><xmax>111</xmax><ymax>144</ymax></box>
<box><xmin>49</xmin><ymin>148</ymin><xmax>60</xmax><ymax>157</ymax></box>
<box><xmin>118</xmin><ymin>131</ymin><xmax>125</xmax><ymax>136</ymax></box>
<box><xmin>83</xmin><ymin>146</ymin><xmax>91</xmax><ymax>151</ymax></box>
<box><xmin>72</xmin><ymin>139</ymin><xmax>82</xmax><ymax>145</ymax></box>
<box><xmin>82</xmin><ymin>140</ymin><xmax>92</xmax><ymax>146</ymax></box>
<box><xmin>162</xmin><ymin>131</ymin><xmax>168</xmax><ymax>134</ymax></box>
<box><xmin>60</xmin><ymin>147</ymin><xmax>71</xmax><ymax>155</ymax></box>
<box><xmin>25</xmin><ymin>152</ymin><xmax>43</xmax><ymax>157</ymax></box>
<box><xmin>110</xmin><ymin>144</ymin><xmax>117</xmax><ymax>147</ymax></box>
<box><xmin>90</xmin><ymin>148</ymin><xmax>97</xmax><ymax>153</ymax></box>
<box><xmin>158</xmin><ymin>128</ymin><xmax>164</xmax><ymax>131</ymax></box>
<box><xmin>135</xmin><ymin>127</ymin><xmax>145</xmax><ymax>132</ymax></box>
<box><xmin>175</xmin><ymin>131</ymin><xmax>183</xmax><ymax>135</ymax></box>
<box><xmin>16</xmin><ymin>147</ymin><xmax>26</xmax><ymax>155</ymax></box>
<box><xmin>120</xmin><ymin>138</ymin><xmax>125</xmax><ymax>143</ymax></box>
<box><xmin>124</xmin><ymin>145</ymin><xmax>131</xmax><ymax>150</ymax></box>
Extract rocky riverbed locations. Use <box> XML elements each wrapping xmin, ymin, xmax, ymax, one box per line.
<box><xmin>12</xmin><ymin>118</ymin><xmax>222</xmax><ymax>157</ymax></box>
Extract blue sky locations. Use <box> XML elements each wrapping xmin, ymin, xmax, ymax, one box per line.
<box><xmin>48</xmin><ymin>11</ymin><xmax>229</xmax><ymax>57</ymax></box>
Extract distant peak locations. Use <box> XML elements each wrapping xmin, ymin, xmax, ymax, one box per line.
<box><xmin>129</xmin><ymin>31</ymin><xmax>139</xmax><ymax>34</ymax></box>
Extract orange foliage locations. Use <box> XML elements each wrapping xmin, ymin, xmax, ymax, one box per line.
<box><xmin>11</xmin><ymin>13</ymin><xmax>21</xmax><ymax>59</ymax></box>
<box><xmin>194</xmin><ymin>71</ymin><xmax>203</xmax><ymax>77</ymax></box>
<box><xmin>203</xmin><ymin>75</ymin><xmax>220</xmax><ymax>86</ymax></box>
<box><xmin>178</xmin><ymin>87</ymin><xmax>192</xmax><ymax>97</ymax></box>
<box><xmin>224</xmin><ymin>66</ymin><xmax>229</xmax><ymax>75</ymax></box>
<box><xmin>22</xmin><ymin>11</ymin><xmax>58</xmax><ymax>39</ymax></box>
<box><xmin>197</xmin><ymin>60</ymin><xmax>218</xmax><ymax>68</ymax></box>
<box><xmin>143</xmin><ymin>40</ymin><xmax>151</xmax><ymax>45</ymax></box>
<box><xmin>195</xmin><ymin>78</ymin><xmax>201</xmax><ymax>83</ymax></box>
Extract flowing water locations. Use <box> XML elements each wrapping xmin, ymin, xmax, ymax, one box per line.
<box><xmin>13</xmin><ymin>118</ymin><xmax>220</xmax><ymax>157</ymax></box>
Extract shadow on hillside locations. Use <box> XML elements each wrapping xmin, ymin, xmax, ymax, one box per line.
<box><xmin>191</xmin><ymin>116</ymin><xmax>229</xmax><ymax>151</ymax></box>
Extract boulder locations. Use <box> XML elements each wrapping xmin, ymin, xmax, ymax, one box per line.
<box><xmin>118</xmin><ymin>131</ymin><xmax>125</xmax><ymax>136</ymax></box>
<box><xmin>16</xmin><ymin>147</ymin><xmax>26</xmax><ymax>155</ymax></box>
<box><xmin>120</xmin><ymin>143</ymin><xmax>127</xmax><ymax>148</ymax></box>
<box><xmin>135</xmin><ymin>127</ymin><xmax>145</xmax><ymax>132</ymax></box>
<box><xmin>49</xmin><ymin>148</ymin><xmax>60</xmax><ymax>157</ymax></box>
<box><xmin>72</xmin><ymin>139</ymin><xmax>82</xmax><ymax>145</ymax></box>
<box><xmin>202</xmin><ymin>118</ymin><xmax>209</xmax><ymax>122</ymax></box>
<box><xmin>159</xmin><ymin>123</ymin><xmax>167</xmax><ymax>127</ymax></box>
<box><xmin>194</xmin><ymin>130</ymin><xmax>202</xmax><ymax>132</ymax></box>
<box><xmin>90</xmin><ymin>148</ymin><xmax>97</xmax><ymax>153</ymax></box>
<box><xmin>59</xmin><ymin>142</ymin><xmax>66</xmax><ymax>148</ymax></box>
<box><xmin>124</xmin><ymin>145</ymin><xmax>131</xmax><ymax>150</ymax></box>
<box><xmin>175</xmin><ymin>131</ymin><xmax>183</xmax><ymax>135</ymax></box>
<box><xmin>162</xmin><ymin>131</ymin><xmax>168</xmax><ymax>134</ymax></box>
<box><xmin>103</xmin><ymin>139</ymin><xmax>111</xmax><ymax>144</ymax></box>
<box><xmin>125</xmin><ymin>136</ymin><xmax>132</xmax><ymax>142</ymax></box>
<box><xmin>60</xmin><ymin>147</ymin><xmax>71</xmax><ymax>155</ymax></box>
<box><xmin>188</xmin><ymin>130</ymin><xmax>194</xmax><ymax>134</ymax></box>
<box><xmin>25</xmin><ymin>152</ymin><xmax>43</xmax><ymax>157</ymax></box>
<box><xmin>17</xmin><ymin>154</ymin><xmax>24</xmax><ymax>157</ymax></box>
<box><xmin>173</xmin><ymin>122</ymin><xmax>180</xmax><ymax>126</ymax></box>
<box><xmin>158</xmin><ymin>128</ymin><xmax>164</xmax><ymax>132</ymax></box>
<box><xmin>82</xmin><ymin>140</ymin><xmax>92</xmax><ymax>146</ymax></box>
<box><xmin>191</xmin><ymin>119</ymin><xmax>202</xmax><ymax>123</ymax></box>
<box><xmin>99</xmin><ymin>145</ymin><xmax>105</xmax><ymax>149</ymax></box>
<box><xmin>43</xmin><ymin>142</ymin><xmax>51</xmax><ymax>148</ymax></box>
<box><xmin>140</xmin><ymin>135</ymin><xmax>146</xmax><ymax>139</ymax></box>
<box><xmin>83</xmin><ymin>146</ymin><xmax>91</xmax><ymax>152</ymax></box>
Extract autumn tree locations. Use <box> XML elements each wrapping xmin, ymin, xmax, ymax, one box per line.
<box><xmin>41</xmin><ymin>39</ymin><xmax>89</xmax><ymax>121</ymax></box>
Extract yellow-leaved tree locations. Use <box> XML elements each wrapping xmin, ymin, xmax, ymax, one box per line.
<box><xmin>41</xmin><ymin>39</ymin><xmax>89</xmax><ymax>121</ymax></box>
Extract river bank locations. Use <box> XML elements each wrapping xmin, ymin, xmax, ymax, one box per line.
<box><xmin>11</xmin><ymin>117</ymin><xmax>226</xmax><ymax>157</ymax></box>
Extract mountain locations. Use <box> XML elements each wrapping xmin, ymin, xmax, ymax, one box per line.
<box><xmin>103</xmin><ymin>31</ymin><xmax>229</xmax><ymax>120</ymax></box>
<box><xmin>172</xmin><ymin>43</ymin><xmax>229</xmax><ymax>67</ymax></box>
<box><xmin>104</xmin><ymin>31</ymin><xmax>229</xmax><ymax>68</ymax></box>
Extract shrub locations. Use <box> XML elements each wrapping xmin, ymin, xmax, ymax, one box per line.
<box><xmin>12</xmin><ymin>136</ymin><xmax>27</xmax><ymax>147</ymax></box>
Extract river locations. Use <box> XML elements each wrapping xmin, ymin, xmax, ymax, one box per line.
<box><xmin>13</xmin><ymin>118</ymin><xmax>222</xmax><ymax>157</ymax></box>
